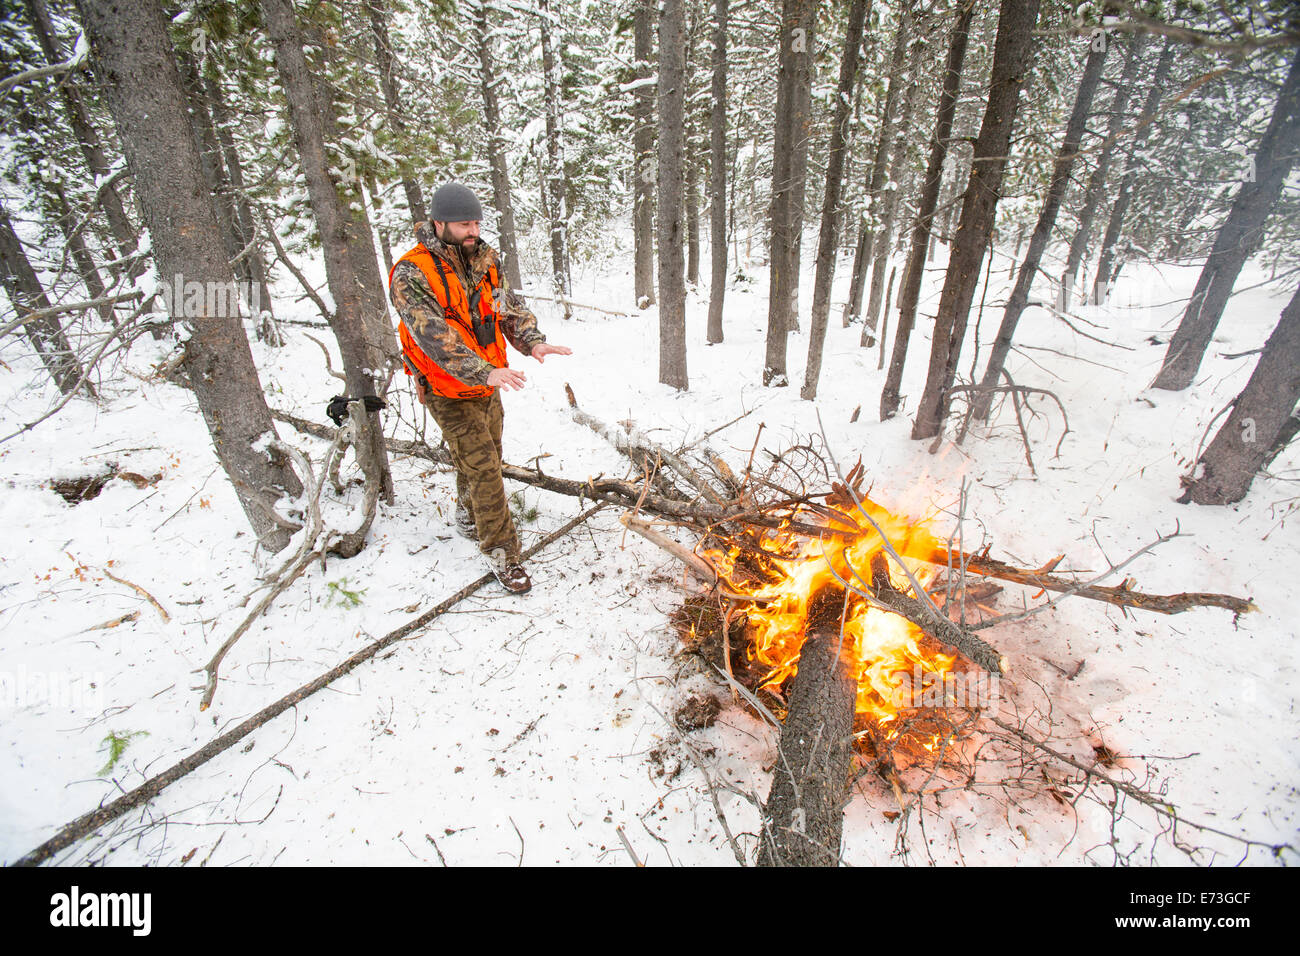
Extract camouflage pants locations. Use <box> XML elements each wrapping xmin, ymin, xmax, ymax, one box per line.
<box><xmin>424</xmin><ymin>390</ymin><xmax>521</xmax><ymax>560</ymax></box>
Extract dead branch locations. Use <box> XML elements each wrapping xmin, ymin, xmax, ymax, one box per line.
<box><xmin>924</xmin><ymin>532</ymin><xmax>1257</xmax><ymax>621</ymax></box>
<box><xmin>13</xmin><ymin>503</ymin><xmax>606</xmax><ymax>867</ymax></box>
<box><xmin>100</xmin><ymin>568</ymin><xmax>170</xmax><ymax>622</ymax></box>
<box><xmin>987</xmin><ymin>716</ymin><xmax>1295</xmax><ymax>861</ymax></box>
<box><xmin>329</xmin><ymin>399</ymin><xmax>382</xmax><ymax>558</ymax></box>
<box><xmin>303</xmin><ymin>333</ymin><xmax>346</xmax><ymax>382</ymax></box>
<box><xmin>265</xmin><ymin>225</ymin><xmax>332</xmax><ymax>324</ymax></box>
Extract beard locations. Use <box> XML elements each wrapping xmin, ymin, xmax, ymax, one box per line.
<box><xmin>439</xmin><ymin>227</ymin><xmax>477</xmax><ymax>254</ymax></box>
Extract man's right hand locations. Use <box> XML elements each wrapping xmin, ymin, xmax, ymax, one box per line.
<box><xmin>487</xmin><ymin>367</ymin><xmax>528</xmax><ymax>391</ymax></box>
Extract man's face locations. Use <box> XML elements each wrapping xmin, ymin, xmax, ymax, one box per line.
<box><xmin>436</xmin><ymin>220</ymin><xmax>481</xmax><ymax>254</ymax></box>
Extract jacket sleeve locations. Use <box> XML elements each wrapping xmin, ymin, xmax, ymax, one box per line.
<box><xmin>389</xmin><ymin>260</ymin><xmax>495</xmax><ymax>387</ymax></box>
<box><xmin>493</xmin><ymin>271</ymin><xmax>547</xmax><ymax>357</ymax></box>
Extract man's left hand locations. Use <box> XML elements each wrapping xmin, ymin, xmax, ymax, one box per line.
<box><xmin>531</xmin><ymin>343</ymin><xmax>573</xmax><ymax>363</ymax></box>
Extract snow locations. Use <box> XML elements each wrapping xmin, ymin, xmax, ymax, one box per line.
<box><xmin>0</xmin><ymin>228</ymin><xmax>1295</xmax><ymax>867</ymax></box>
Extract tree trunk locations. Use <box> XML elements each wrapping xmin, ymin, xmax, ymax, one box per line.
<box><xmin>763</xmin><ymin>0</ymin><xmax>816</xmax><ymax>387</ymax></box>
<box><xmin>23</xmin><ymin>0</ymin><xmax>138</xmax><ymax>267</ymax></box>
<box><xmin>706</xmin><ymin>0</ymin><xmax>728</xmax><ymax>343</ymax></box>
<box><xmin>801</xmin><ymin>0</ymin><xmax>870</xmax><ymax>400</ymax></box>
<box><xmin>842</xmin><ymin>9</ymin><xmax>911</xmax><ymax>333</ymax></box>
<box><xmin>862</xmin><ymin>29</ymin><xmax>925</xmax><ymax>342</ymax></box>
<box><xmin>1180</xmin><ymin>281</ymin><xmax>1300</xmax><ymax>505</ymax></box>
<box><xmin>175</xmin><ymin>46</ymin><xmax>249</xmax><ymax>295</ymax></box>
<box><xmin>784</xmin><ymin>2</ymin><xmax>817</xmax><ymax>337</ymax></box>
<box><xmin>366</xmin><ymin>0</ymin><xmax>427</xmax><ymax>225</ymax></box>
<box><xmin>1094</xmin><ymin>39</ymin><xmax>1175</xmax><ymax>305</ymax></box>
<box><xmin>0</xmin><ymin>203</ymin><xmax>94</xmax><ymax>398</ymax></box>
<box><xmin>204</xmin><ymin>71</ymin><xmax>275</xmax><ymax>326</ymax></box>
<box><xmin>537</xmin><ymin>0</ymin><xmax>572</xmax><ymax>304</ymax></box>
<box><xmin>686</xmin><ymin>116</ymin><xmax>701</xmax><ymax>287</ymax></box>
<box><xmin>657</xmin><ymin>0</ymin><xmax>688</xmax><ymax>390</ymax></box>
<box><xmin>1152</xmin><ymin>45</ymin><xmax>1300</xmax><ymax>392</ymax></box>
<box><xmin>74</xmin><ymin>0</ymin><xmax>301</xmax><ymax>551</ymax></box>
<box><xmin>472</xmin><ymin>0</ymin><xmax>524</xmax><ymax>291</ymax></box>
<box><xmin>880</xmin><ymin>0</ymin><xmax>974</xmax><ymax>421</ymax></box>
<box><xmin>1059</xmin><ymin>36</ymin><xmax>1141</xmax><ymax>310</ymax></box>
<box><xmin>970</xmin><ymin>31</ymin><xmax>1109</xmax><ymax>421</ymax></box>
<box><xmin>634</xmin><ymin>0</ymin><xmax>657</xmax><ymax>309</ymax></box>
<box><xmin>841</xmin><ymin>221</ymin><xmax>868</xmax><ymax>327</ymax></box>
<box><xmin>911</xmin><ymin>0</ymin><xmax>1042</xmax><ymax>443</ymax></box>
<box><xmin>261</xmin><ymin>0</ymin><xmax>395</xmax><ymax>510</ymax></box>
<box><xmin>759</xmin><ymin>620</ymin><xmax>856</xmax><ymax>867</ymax></box>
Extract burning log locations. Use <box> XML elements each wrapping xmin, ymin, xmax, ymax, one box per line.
<box><xmin>859</xmin><ymin>553</ymin><xmax>1007</xmax><ymax>675</ymax></box>
<box><xmin>760</xmin><ymin>620</ymin><xmax>857</xmax><ymax>867</ymax></box>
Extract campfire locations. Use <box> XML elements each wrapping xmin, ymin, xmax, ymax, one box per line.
<box><xmin>504</xmin><ymin>389</ymin><xmax>1257</xmax><ymax>864</ymax></box>
<box><xmin>692</xmin><ymin>489</ymin><xmax>980</xmax><ymax>760</ymax></box>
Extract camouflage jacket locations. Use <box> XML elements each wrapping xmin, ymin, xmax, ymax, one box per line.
<box><xmin>389</xmin><ymin>222</ymin><xmax>546</xmax><ymax>388</ymax></box>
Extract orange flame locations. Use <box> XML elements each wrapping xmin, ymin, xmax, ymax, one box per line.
<box><xmin>704</xmin><ymin>494</ymin><xmax>961</xmax><ymax>739</ymax></box>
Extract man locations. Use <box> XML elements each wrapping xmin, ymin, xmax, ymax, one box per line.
<box><xmin>389</xmin><ymin>183</ymin><xmax>571</xmax><ymax>594</ymax></box>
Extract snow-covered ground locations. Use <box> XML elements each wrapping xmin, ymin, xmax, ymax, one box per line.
<box><xmin>1</xmin><ymin>230</ymin><xmax>1296</xmax><ymax>866</ymax></box>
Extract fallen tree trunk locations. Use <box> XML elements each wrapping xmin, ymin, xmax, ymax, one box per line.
<box><xmin>760</xmin><ymin>621</ymin><xmax>857</xmax><ymax>867</ymax></box>
<box><xmin>12</xmin><ymin>503</ymin><xmax>605</xmax><ymax>867</ymax></box>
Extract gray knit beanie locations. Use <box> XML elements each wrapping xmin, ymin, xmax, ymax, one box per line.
<box><xmin>429</xmin><ymin>182</ymin><xmax>483</xmax><ymax>222</ymax></box>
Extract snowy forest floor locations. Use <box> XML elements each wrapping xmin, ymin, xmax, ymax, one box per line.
<box><xmin>2</xmin><ymin>230</ymin><xmax>1297</xmax><ymax>867</ymax></box>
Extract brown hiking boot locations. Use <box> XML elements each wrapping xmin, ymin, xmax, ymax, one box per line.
<box><xmin>485</xmin><ymin>548</ymin><xmax>531</xmax><ymax>594</ymax></box>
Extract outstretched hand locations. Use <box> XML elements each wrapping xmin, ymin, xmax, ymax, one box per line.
<box><xmin>487</xmin><ymin>367</ymin><xmax>529</xmax><ymax>391</ymax></box>
<box><xmin>531</xmin><ymin>343</ymin><xmax>573</xmax><ymax>363</ymax></box>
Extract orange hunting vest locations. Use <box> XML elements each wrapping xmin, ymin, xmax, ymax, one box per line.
<box><xmin>390</xmin><ymin>244</ymin><xmax>508</xmax><ymax>399</ymax></box>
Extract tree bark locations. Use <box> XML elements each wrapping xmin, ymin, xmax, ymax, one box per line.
<box><xmin>911</xmin><ymin>0</ymin><xmax>1041</xmax><ymax>442</ymax></box>
<box><xmin>261</xmin><ymin>0</ymin><xmax>395</xmax><ymax>509</ymax></box>
<box><xmin>1152</xmin><ymin>45</ymin><xmax>1300</xmax><ymax>392</ymax></box>
<box><xmin>759</xmin><ymin>619</ymin><xmax>856</xmax><ymax>867</ymax></box>
<box><xmin>633</xmin><ymin>0</ymin><xmax>657</xmax><ymax>309</ymax></box>
<box><xmin>658</xmin><ymin>0</ymin><xmax>688</xmax><ymax>390</ymax></box>
<box><xmin>763</xmin><ymin>0</ymin><xmax>816</xmax><ymax>386</ymax></box>
<box><xmin>472</xmin><ymin>0</ymin><xmax>524</xmax><ymax>291</ymax></box>
<box><xmin>801</xmin><ymin>0</ymin><xmax>870</xmax><ymax>400</ymax></box>
<box><xmin>880</xmin><ymin>0</ymin><xmax>974</xmax><ymax>421</ymax></box>
<box><xmin>970</xmin><ymin>32</ymin><xmax>1109</xmax><ymax>421</ymax></box>
<box><xmin>74</xmin><ymin>0</ymin><xmax>300</xmax><ymax>551</ymax></box>
<box><xmin>1181</xmin><ymin>280</ymin><xmax>1300</xmax><ymax>505</ymax></box>
<box><xmin>175</xmin><ymin>45</ymin><xmax>249</xmax><ymax>295</ymax></box>
<box><xmin>1059</xmin><ymin>36</ymin><xmax>1141</xmax><ymax>310</ymax></box>
<box><xmin>1094</xmin><ymin>39</ymin><xmax>1175</xmax><ymax>305</ymax></box>
<box><xmin>706</xmin><ymin>0</ymin><xmax>728</xmax><ymax>343</ymax></box>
